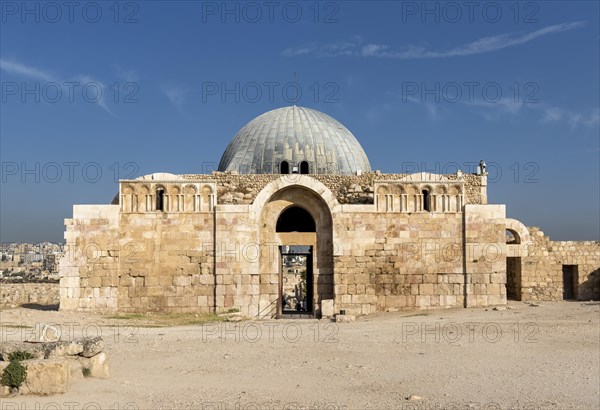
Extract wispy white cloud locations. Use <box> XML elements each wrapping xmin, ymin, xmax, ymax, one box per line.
<box><xmin>73</xmin><ymin>75</ymin><xmax>112</xmax><ymax>115</ymax></box>
<box><xmin>378</xmin><ymin>89</ymin><xmax>598</xmax><ymax>134</ymax></box>
<box><xmin>0</xmin><ymin>58</ymin><xmax>56</xmax><ymax>82</ymax></box>
<box><xmin>404</xmin><ymin>95</ymin><xmax>440</xmax><ymax>120</ymax></box>
<box><xmin>472</xmin><ymin>100</ymin><xmax>599</xmax><ymax>132</ymax></box>
<box><xmin>464</xmin><ymin>97</ymin><xmax>599</xmax><ymax>131</ymax></box>
<box><xmin>541</xmin><ymin>107</ymin><xmax>564</xmax><ymax>123</ymax></box>
<box><xmin>535</xmin><ymin>105</ymin><xmax>599</xmax><ymax>129</ymax></box>
<box><xmin>464</xmin><ymin>98</ymin><xmax>525</xmax><ymax>121</ymax></box>
<box><xmin>566</xmin><ymin>108</ymin><xmax>600</xmax><ymax>129</ymax></box>
<box><xmin>283</xmin><ymin>36</ymin><xmax>365</xmax><ymax>57</ymax></box>
<box><xmin>162</xmin><ymin>84</ymin><xmax>187</xmax><ymax>113</ymax></box>
<box><xmin>283</xmin><ymin>22</ymin><xmax>586</xmax><ymax>59</ymax></box>
<box><xmin>0</xmin><ymin>58</ymin><xmax>114</xmax><ymax>115</ymax></box>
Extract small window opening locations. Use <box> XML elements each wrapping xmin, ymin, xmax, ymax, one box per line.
<box><xmin>422</xmin><ymin>190</ymin><xmax>431</xmax><ymax>212</ymax></box>
<box><xmin>300</xmin><ymin>161</ymin><xmax>309</xmax><ymax>174</ymax></box>
<box><xmin>280</xmin><ymin>161</ymin><xmax>290</xmax><ymax>174</ymax></box>
<box><xmin>156</xmin><ymin>188</ymin><xmax>165</xmax><ymax>212</ymax></box>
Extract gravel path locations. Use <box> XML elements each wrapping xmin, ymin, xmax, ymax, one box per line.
<box><xmin>1</xmin><ymin>301</ymin><xmax>598</xmax><ymax>409</ymax></box>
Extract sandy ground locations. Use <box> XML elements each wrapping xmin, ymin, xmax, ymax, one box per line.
<box><xmin>0</xmin><ymin>301</ymin><xmax>598</xmax><ymax>410</ymax></box>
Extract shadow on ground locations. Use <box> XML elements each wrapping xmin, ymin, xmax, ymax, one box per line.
<box><xmin>20</xmin><ymin>303</ymin><xmax>59</xmax><ymax>311</ymax></box>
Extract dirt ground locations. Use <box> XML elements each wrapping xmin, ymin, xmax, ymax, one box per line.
<box><xmin>0</xmin><ymin>301</ymin><xmax>598</xmax><ymax>410</ymax></box>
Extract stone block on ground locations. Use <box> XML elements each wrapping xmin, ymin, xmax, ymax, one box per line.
<box><xmin>321</xmin><ymin>299</ymin><xmax>334</xmax><ymax>318</ymax></box>
<box><xmin>20</xmin><ymin>359</ymin><xmax>70</xmax><ymax>395</ymax></box>
<box><xmin>66</xmin><ymin>359</ymin><xmax>84</xmax><ymax>382</ymax></box>
<box><xmin>78</xmin><ymin>352</ymin><xmax>109</xmax><ymax>379</ymax></box>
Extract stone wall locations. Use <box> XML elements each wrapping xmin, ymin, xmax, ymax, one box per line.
<box><xmin>61</xmin><ymin>174</ymin><xmax>600</xmax><ymax>317</ymax></box>
<box><xmin>177</xmin><ymin>172</ymin><xmax>485</xmax><ymax>206</ymax></box>
<box><xmin>0</xmin><ymin>282</ymin><xmax>59</xmax><ymax>308</ymax></box>
<box><xmin>60</xmin><ymin>205</ymin><xmax>120</xmax><ymax>311</ymax></box>
<box><xmin>331</xmin><ymin>204</ymin><xmax>506</xmax><ymax>315</ymax></box>
<box><xmin>463</xmin><ymin>205</ymin><xmax>507</xmax><ymax>307</ymax></box>
<box><xmin>116</xmin><ymin>212</ymin><xmax>215</xmax><ymax>313</ymax></box>
<box><xmin>333</xmin><ymin>212</ymin><xmax>466</xmax><ymax>315</ymax></box>
<box><xmin>515</xmin><ymin>227</ymin><xmax>600</xmax><ymax>301</ymax></box>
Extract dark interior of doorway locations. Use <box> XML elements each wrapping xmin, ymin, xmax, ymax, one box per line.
<box><xmin>562</xmin><ymin>265</ymin><xmax>578</xmax><ymax>300</ymax></box>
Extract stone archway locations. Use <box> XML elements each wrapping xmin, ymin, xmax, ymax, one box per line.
<box><xmin>505</xmin><ymin>219</ymin><xmax>532</xmax><ymax>301</ymax></box>
<box><xmin>257</xmin><ymin>185</ymin><xmax>334</xmax><ymax>318</ymax></box>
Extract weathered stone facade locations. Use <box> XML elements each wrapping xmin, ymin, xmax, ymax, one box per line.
<box><xmin>59</xmin><ymin>106</ymin><xmax>599</xmax><ymax>317</ymax></box>
<box><xmin>176</xmin><ymin>171</ymin><xmax>485</xmax><ymax>206</ymax></box>
<box><xmin>0</xmin><ymin>282</ymin><xmax>59</xmax><ymax>308</ymax></box>
<box><xmin>507</xmin><ymin>227</ymin><xmax>600</xmax><ymax>301</ymax></box>
<box><xmin>59</xmin><ymin>170</ymin><xmax>585</xmax><ymax>318</ymax></box>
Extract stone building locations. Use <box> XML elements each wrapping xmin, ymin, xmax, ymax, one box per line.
<box><xmin>59</xmin><ymin>106</ymin><xmax>600</xmax><ymax>317</ymax></box>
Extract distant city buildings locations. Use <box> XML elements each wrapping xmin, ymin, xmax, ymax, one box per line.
<box><xmin>0</xmin><ymin>242</ymin><xmax>63</xmax><ymax>281</ymax></box>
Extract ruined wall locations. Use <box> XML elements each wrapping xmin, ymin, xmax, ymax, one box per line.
<box><xmin>0</xmin><ymin>282</ymin><xmax>59</xmax><ymax>308</ymax></box>
<box><xmin>331</xmin><ymin>204</ymin><xmax>506</xmax><ymax>316</ymax></box>
<box><xmin>519</xmin><ymin>227</ymin><xmax>600</xmax><ymax>301</ymax></box>
<box><xmin>179</xmin><ymin>172</ymin><xmax>485</xmax><ymax>206</ymax></box>
<box><xmin>60</xmin><ymin>205</ymin><xmax>119</xmax><ymax>311</ymax></box>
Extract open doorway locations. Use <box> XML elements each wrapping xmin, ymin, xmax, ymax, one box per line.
<box><xmin>280</xmin><ymin>245</ymin><xmax>313</xmax><ymax>317</ymax></box>
<box><xmin>259</xmin><ymin>186</ymin><xmax>334</xmax><ymax>319</ymax></box>
<box><xmin>506</xmin><ymin>257</ymin><xmax>522</xmax><ymax>300</ymax></box>
<box><xmin>562</xmin><ymin>265</ymin><xmax>579</xmax><ymax>300</ymax></box>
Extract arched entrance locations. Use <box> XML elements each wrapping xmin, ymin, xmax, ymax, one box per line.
<box><xmin>277</xmin><ymin>206</ymin><xmax>315</xmax><ymax>316</ymax></box>
<box><xmin>276</xmin><ymin>206</ymin><xmax>316</xmax><ymax>232</ymax></box>
<box><xmin>258</xmin><ymin>186</ymin><xmax>334</xmax><ymax>318</ymax></box>
<box><xmin>504</xmin><ymin>220</ymin><xmax>530</xmax><ymax>302</ymax></box>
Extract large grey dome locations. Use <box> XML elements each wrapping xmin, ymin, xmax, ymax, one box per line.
<box><xmin>218</xmin><ymin>106</ymin><xmax>371</xmax><ymax>175</ymax></box>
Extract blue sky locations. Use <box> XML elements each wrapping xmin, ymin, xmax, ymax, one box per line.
<box><xmin>1</xmin><ymin>0</ymin><xmax>598</xmax><ymax>242</ymax></box>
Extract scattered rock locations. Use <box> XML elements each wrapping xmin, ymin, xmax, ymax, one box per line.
<box><xmin>0</xmin><ymin>341</ymin><xmax>45</xmax><ymax>361</ymax></box>
<box><xmin>529</xmin><ymin>303</ymin><xmax>541</xmax><ymax>307</ymax></box>
<box><xmin>1</xmin><ymin>337</ymin><xmax>109</xmax><ymax>394</ymax></box>
<box><xmin>218</xmin><ymin>312</ymin><xmax>244</xmax><ymax>322</ymax></box>
<box><xmin>0</xmin><ymin>385</ymin><xmax>10</xmax><ymax>398</ymax></box>
<box><xmin>77</xmin><ymin>352</ymin><xmax>109</xmax><ymax>379</ymax></box>
<box><xmin>407</xmin><ymin>395</ymin><xmax>423</xmax><ymax>401</ymax></box>
<box><xmin>25</xmin><ymin>323</ymin><xmax>60</xmax><ymax>343</ymax></box>
<box><xmin>80</xmin><ymin>337</ymin><xmax>104</xmax><ymax>358</ymax></box>
<box><xmin>335</xmin><ymin>314</ymin><xmax>356</xmax><ymax>323</ymax></box>
<box><xmin>44</xmin><ymin>340</ymin><xmax>84</xmax><ymax>358</ymax></box>
<box><xmin>493</xmin><ymin>306</ymin><xmax>507</xmax><ymax>311</ymax></box>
